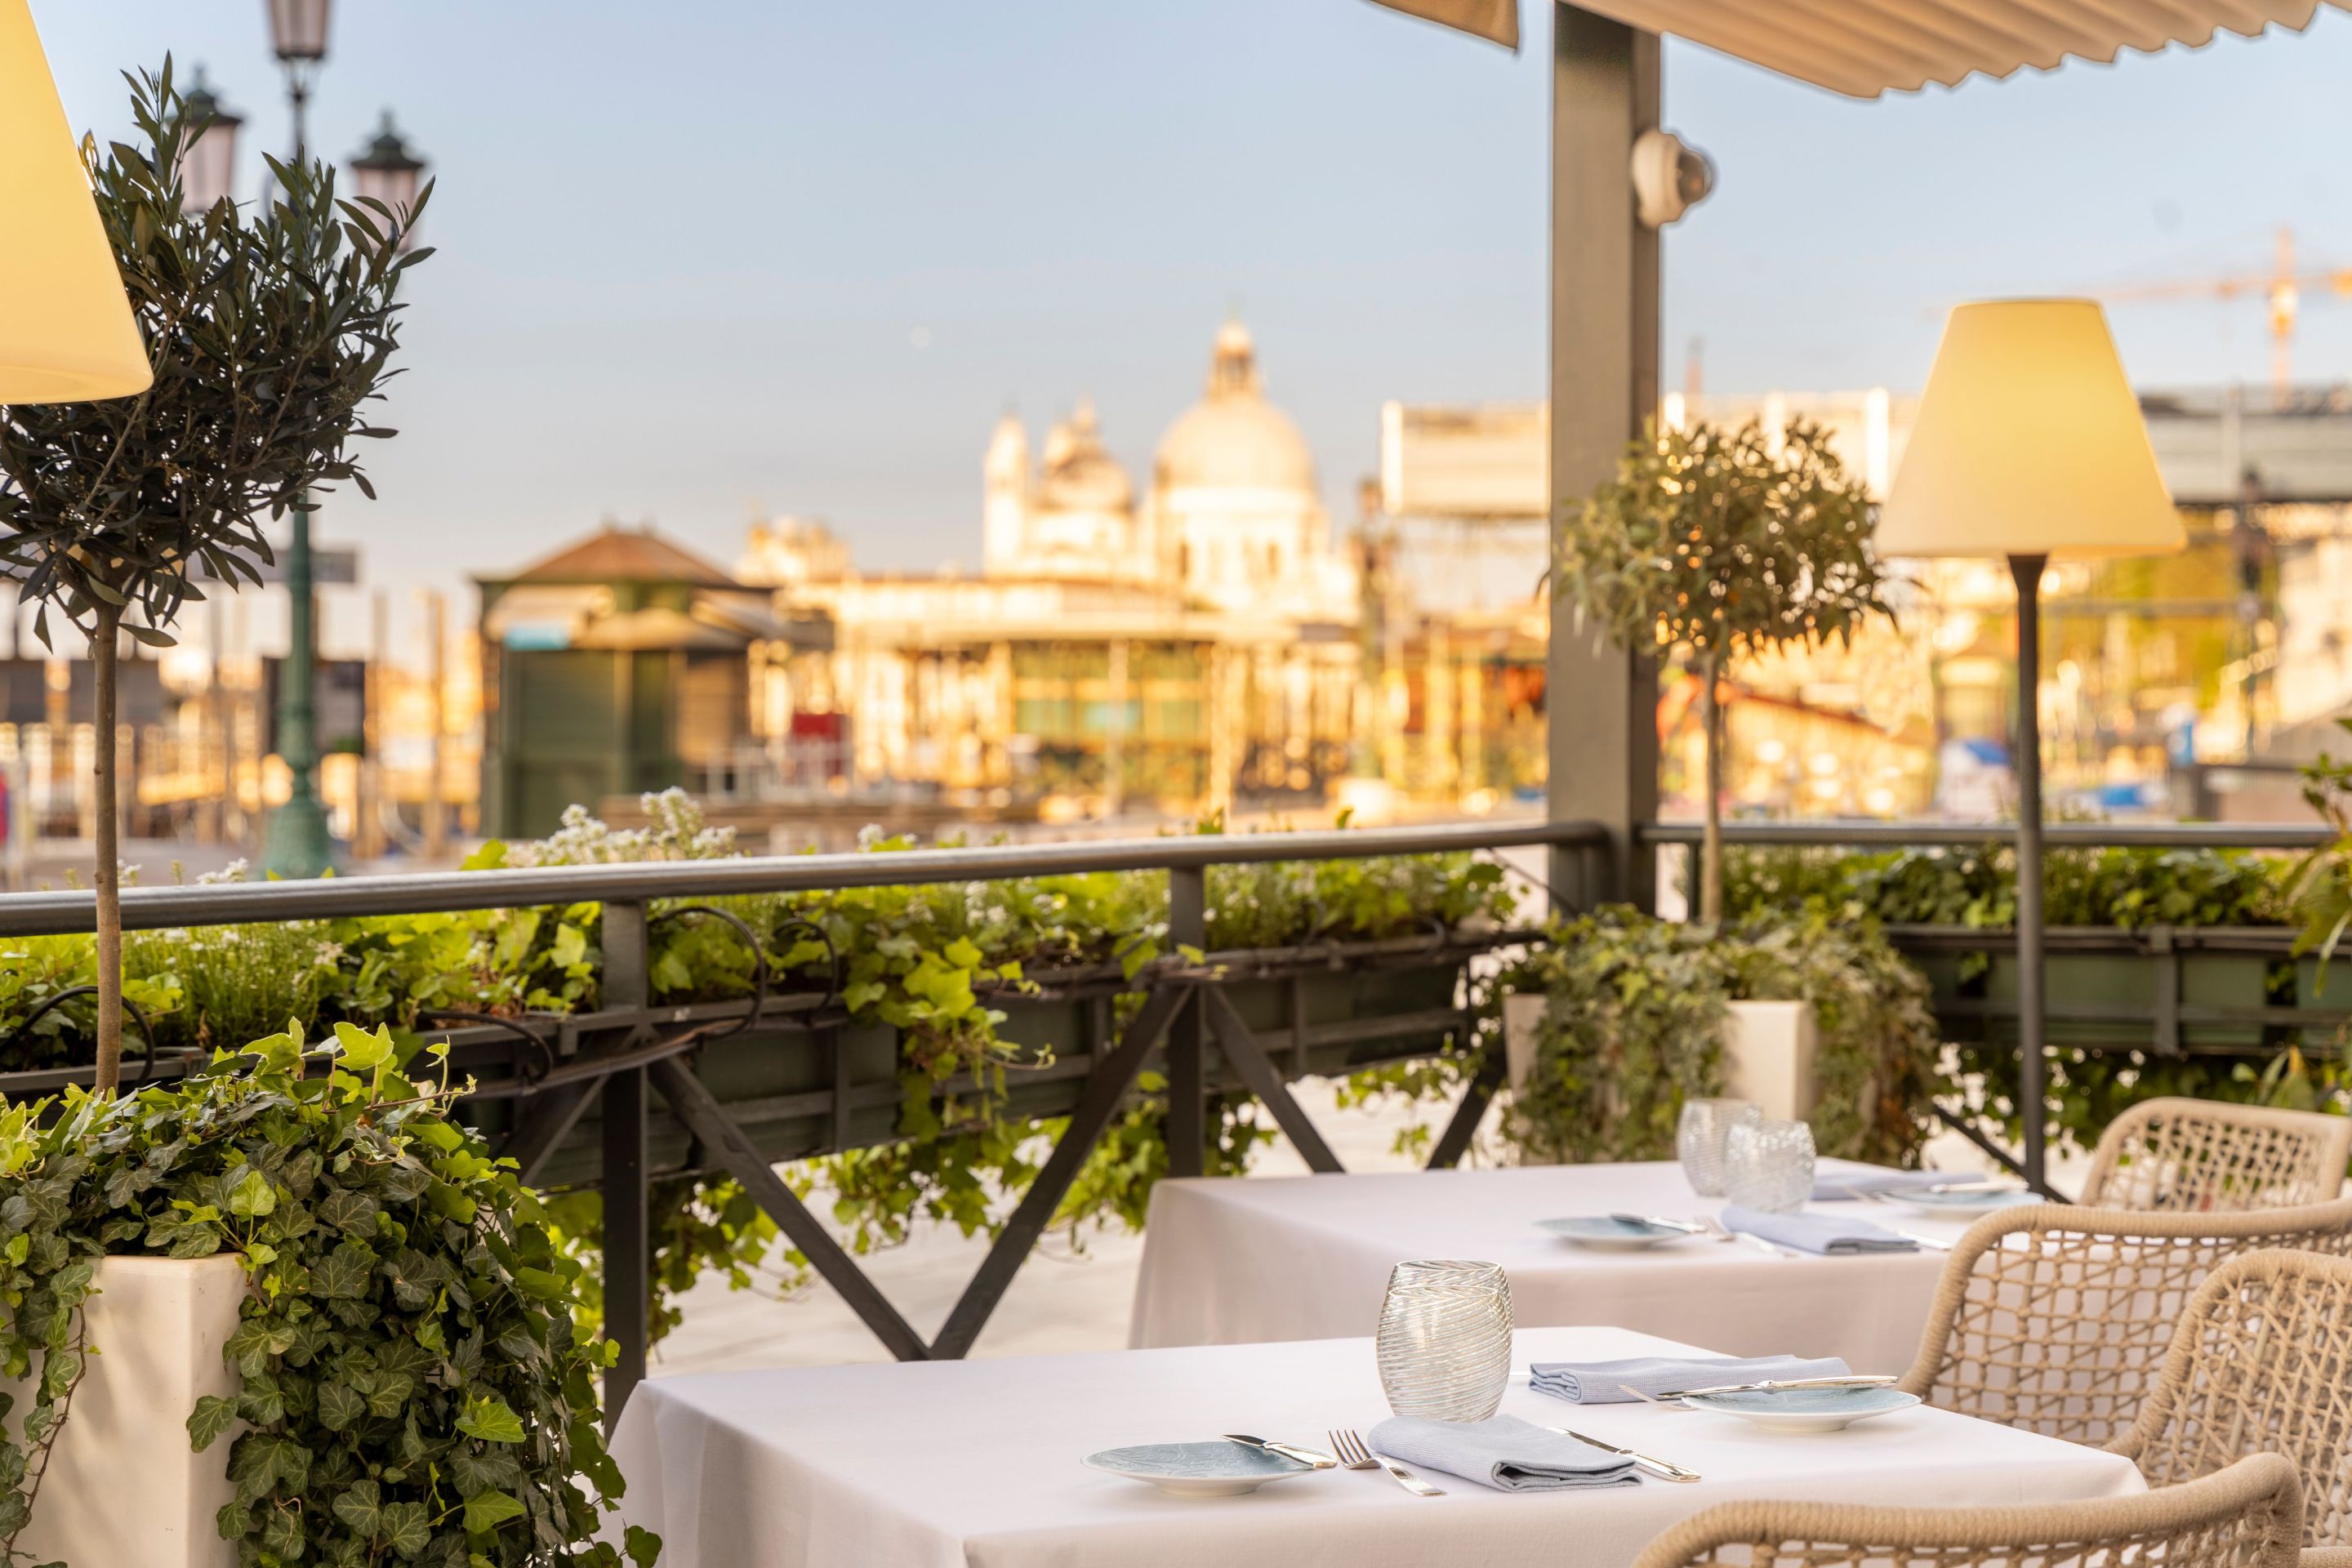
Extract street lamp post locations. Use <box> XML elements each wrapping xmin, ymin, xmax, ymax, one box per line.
<box><xmin>260</xmin><ymin>0</ymin><xmax>336</xmax><ymax>877</ymax></box>
<box><xmin>253</xmin><ymin>0</ymin><xmax>425</xmax><ymax>877</ymax></box>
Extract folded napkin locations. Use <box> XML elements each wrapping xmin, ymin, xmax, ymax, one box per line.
<box><xmin>1722</xmin><ymin>1204</ymin><xmax>1918</xmax><ymax>1255</ymax></box>
<box><xmin>1528</xmin><ymin>1352</ymin><xmax>1850</xmax><ymax>1405</ymax></box>
<box><xmin>1365</xmin><ymin>1413</ymin><xmax>1642</xmax><ymax>1493</ymax></box>
<box><xmin>1811</xmin><ymin>1168</ymin><xmax>1976</xmax><ymax>1202</ymax></box>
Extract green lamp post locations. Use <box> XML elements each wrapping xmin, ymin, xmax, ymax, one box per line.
<box><xmin>260</xmin><ymin>4</ymin><xmax>428</xmax><ymax>876</ymax></box>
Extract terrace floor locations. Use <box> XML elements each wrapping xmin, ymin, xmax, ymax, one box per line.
<box><xmin>649</xmin><ymin>1081</ymin><xmax>2044</xmax><ymax>1377</ymax></box>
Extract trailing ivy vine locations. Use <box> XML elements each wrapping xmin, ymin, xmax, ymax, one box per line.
<box><xmin>0</xmin><ymin>1027</ymin><xmax>650</xmax><ymax>1567</ymax></box>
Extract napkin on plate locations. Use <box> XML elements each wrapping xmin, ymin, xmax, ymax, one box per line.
<box><xmin>1722</xmin><ymin>1204</ymin><xmax>1918</xmax><ymax>1254</ymax></box>
<box><xmin>1365</xmin><ymin>1413</ymin><xmax>1642</xmax><ymax>1492</ymax></box>
<box><xmin>1811</xmin><ymin>1168</ymin><xmax>1976</xmax><ymax>1202</ymax></box>
<box><xmin>1528</xmin><ymin>1352</ymin><xmax>1850</xmax><ymax>1404</ymax></box>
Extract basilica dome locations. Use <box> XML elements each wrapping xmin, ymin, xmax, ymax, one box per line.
<box><xmin>1036</xmin><ymin>398</ymin><xmax>1134</xmax><ymax>513</ymax></box>
<box><xmin>1153</xmin><ymin>319</ymin><xmax>1316</xmax><ymax>494</ymax></box>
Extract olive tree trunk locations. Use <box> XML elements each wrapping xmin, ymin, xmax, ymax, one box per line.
<box><xmin>91</xmin><ymin>599</ymin><xmax>125</xmax><ymax>1096</ymax></box>
<box><xmin>1699</xmin><ymin>647</ymin><xmax>1726</xmax><ymax>926</ymax></box>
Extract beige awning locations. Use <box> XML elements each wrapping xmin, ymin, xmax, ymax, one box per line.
<box><xmin>1370</xmin><ymin>0</ymin><xmax>2342</xmax><ymax>97</ymax></box>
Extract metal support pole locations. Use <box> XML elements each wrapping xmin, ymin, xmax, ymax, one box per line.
<box><xmin>263</xmin><ymin>501</ymin><xmax>336</xmax><ymax>876</ymax></box>
<box><xmin>2010</xmin><ymin>555</ymin><xmax>2049</xmax><ymax>1192</ymax></box>
<box><xmin>1165</xmin><ymin>866</ymin><xmax>1207</xmax><ymax>1178</ymax></box>
<box><xmin>599</xmin><ymin>900</ymin><xmax>651</xmax><ymax>1428</ymax></box>
<box><xmin>1545</xmin><ymin>6</ymin><xmax>1661</xmax><ymax>911</ymax></box>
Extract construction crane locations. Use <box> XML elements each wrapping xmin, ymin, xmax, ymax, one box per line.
<box><xmin>2097</xmin><ymin>226</ymin><xmax>2352</xmax><ymax>403</ymax></box>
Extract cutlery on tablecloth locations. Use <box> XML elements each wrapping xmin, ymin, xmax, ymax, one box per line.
<box><xmin>1539</xmin><ymin>1424</ymin><xmax>1701</xmax><ymax>1482</ymax></box>
<box><xmin>1652</xmin><ymin>1374</ymin><xmax>1900</xmax><ymax>1400</ymax></box>
<box><xmin>1330</xmin><ymin>1428</ymin><xmax>1446</xmax><ymax>1495</ymax></box>
<box><xmin>1609</xmin><ymin>1213</ymin><xmax>1708</xmax><ymax>1235</ymax></box>
<box><xmin>1616</xmin><ymin>1383</ymin><xmax>1686</xmax><ymax>1409</ymax></box>
<box><xmin>1704</xmin><ymin>1215</ymin><xmax>1799</xmax><ymax>1258</ymax></box>
<box><xmin>1221</xmin><ymin>1433</ymin><xmax>1336</xmax><ymax>1469</ymax></box>
<box><xmin>1894</xmin><ymin>1229</ymin><xmax>1953</xmax><ymax>1251</ymax></box>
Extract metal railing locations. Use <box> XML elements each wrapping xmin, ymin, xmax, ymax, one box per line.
<box><xmin>1642</xmin><ymin>816</ymin><xmax>2343</xmax><ymax>1192</ymax></box>
<box><xmin>0</xmin><ymin>815</ymin><xmax>1607</xmax><ymax>1422</ymax></box>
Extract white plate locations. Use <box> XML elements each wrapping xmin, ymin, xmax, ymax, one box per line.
<box><xmin>1883</xmin><ymin>1188</ymin><xmax>2038</xmax><ymax>1218</ymax></box>
<box><xmin>1083</xmin><ymin>1441</ymin><xmax>1319</xmax><ymax>1497</ymax></box>
<box><xmin>1535</xmin><ymin>1215</ymin><xmax>1691</xmax><ymax>1252</ymax></box>
<box><xmin>1682</xmin><ymin>1385</ymin><xmax>1922</xmax><ymax>1433</ymax></box>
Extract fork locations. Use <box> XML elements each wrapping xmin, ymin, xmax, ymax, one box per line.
<box><xmin>1703</xmin><ymin>1214</ymin><xmax>1797</xmax><ymax>1258</ymax></box>
<box><xmin>1329</xmin><ymin>1428</ymin><xmax>1446</xmax><ymax>1496</ymax></box>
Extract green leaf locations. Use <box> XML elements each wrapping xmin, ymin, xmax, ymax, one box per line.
<box><xmin>456</xmin><ymin>1394</ymin><xmax>525</xmax><ymax>1444</ymax></box>
<box><xmin>333</xmin><ymin>1021</ymin><xmax>395</xmax><ymax>1069</ymax></box>
<box><xmin>379</xmin><ymin>1499</ymin><xmax>431</xmax><ymax>1557</ymax></box>
<box><xmin>227</xmin><ymin>1167</ymin><xmax>275</xmax><ymax>1218</ymax></box>
<box><xmin>315</xmin><ymin>1379</ymin><xmax>367</xmax><ymax>1432</ymax></box>
<box><xmin>186</xmin><ymin>1393</ymin><xmax>238</xmax><ymax>1451</ymax></box>
<box><xmin>461</xmin><ymin>1488</ymin><xmax>526</xmax><ymax>1534</ymax></box>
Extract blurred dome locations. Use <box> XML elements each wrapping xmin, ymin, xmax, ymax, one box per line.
<box><xmin>1154</xmin><ymin>318</ymin><xmax>1315</xmax><ymax>493</ymax></box>
<box><xmin>1037</xmin><ymin>398</ymin><xmax>1134</xmax><ymax>513</ymax></box>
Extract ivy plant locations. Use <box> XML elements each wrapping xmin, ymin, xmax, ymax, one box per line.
<box><xmin>0</xmin><ymin>1025</ymin><xmax>651</xmax><ymax>1567</ymax></box>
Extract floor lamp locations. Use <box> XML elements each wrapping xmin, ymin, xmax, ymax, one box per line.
<box><xmin>0</xmin><ymin>0</ymin><xmax>153</xmax><ymax>401</ymax></box>
<box><xmin>1878</xmin><ymin>301</ymin><xmax>2183</xmax><ymax>1192</ymax></box>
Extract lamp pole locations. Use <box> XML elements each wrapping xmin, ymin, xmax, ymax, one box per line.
<box><xmin>2009</xmin><ymin>555</ymin><xmax>2050</xmax><ymax>1192</ymax></box>
<box><xmin>261</xmin><ymin>0</ymin><xmax>334</xmax><ymax>876</ymax></box>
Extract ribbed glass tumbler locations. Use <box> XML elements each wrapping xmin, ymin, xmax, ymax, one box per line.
<box><xmin>1375</xmin><ymin>1259</ymin><xmax>1513</xmax><ymax>1422</ymax></box>
<box><xmin>1725</xmin><ymin>1116</ymin><xmax>1816</xmax><ymax>1214</ymax></box>
<box><xmin>1677</xmin><ymin>1098</ymin><xmax>1762</xmax><ymax>1197</ymax></box>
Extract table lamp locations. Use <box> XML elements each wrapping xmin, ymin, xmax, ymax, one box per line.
<box><xmin>0</xmin><ymin>0</ymin><xmax>153</xmax><ymax>402</ymax></box>
<box><xmin>1879</xmin><ymin>299</ymin><xmax>2182</xmax><ymax>1189</ymax></box>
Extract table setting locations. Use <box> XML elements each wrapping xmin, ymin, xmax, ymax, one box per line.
<box><xmin>608</xmin><ymin>1320</ymin><xmax>2144</xmax><ymax>1568</ymax></box>
<box><xmin>1130</xmin><ymin>1097</ymin><xmax>2032</xmax><ymax>1368</ymax></box>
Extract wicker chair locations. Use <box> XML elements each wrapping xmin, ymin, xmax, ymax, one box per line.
<box><xmin>2109</xmin><ymin>1249</ymin><xmax>2352</xmax><ymax>1562</ymax></box>
<box><xmin>2082</xmin><ymin>1098</ymin><xmax>2352</xmax><ymax>1213</ymax></box>
<box><xmin>1899</xmin><ymin>1197</ymin><xmax>2352</xmax><ymax>1449</ymax></box>
<box><xmin>1627</xmin><ymin>1453</ymin><xmax>2305</xmax><ymax>1568</ymax></box>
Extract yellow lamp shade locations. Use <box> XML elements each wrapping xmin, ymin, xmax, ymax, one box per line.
<box><xmin>1879</xmin><ymin>300</ymin><xmax>2180</xmax><ymax>560</ymax></box>
<box><xmin>0</xmin><ymin>0</ymin><xmax>152</xmax><ymax>403</ymax></box>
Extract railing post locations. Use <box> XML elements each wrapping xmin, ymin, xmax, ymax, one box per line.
<box><xmin>1165</xmin><ymin>865</ymin><xmax>1207</xmax><ymax>1178</ymax></box>
<box><xmin>1546</xmin><ymin>7</ymin><xmax>1661</xmax><ymax>915</ymax></box>
<box><xmin>600</xmin><ymin>899</ymin><xmax>651</xmax><ymax>1432</ymax></box>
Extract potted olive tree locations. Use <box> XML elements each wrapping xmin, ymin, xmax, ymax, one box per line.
<box><xmin>1554</xmin><ymin>418</ymin><xmax>1888</xmax><ymax>1112</ymax></box>
<box><xmin>0</xmin><ymin>62</ymin><xmax>425</xmax><ymax>1098</ymax></box>
<box><xmin>0</xmin><ymin>65</ymin><xmax>432</xmax><ymax>1567</ymax></box>
<box><xmin>1557</xmin><ymin>417</ymin><xmax>1888</xmax><ymax>923</ymax></box>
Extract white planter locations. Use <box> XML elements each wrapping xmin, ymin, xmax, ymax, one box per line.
<box><xmin>1722</xmin><ymin>998</ymin><xmax>1819</xmax><ymax>1124</ymax></box>
<box><xmin>11</xmin><ymin>1254</ymin><xmax>243</xmax><ymax>1568</ymax></box>
<box><xmin>1502</xmin><ymin>991</ymin><xmax>1548</xmax><ymax>1090</ymax></box>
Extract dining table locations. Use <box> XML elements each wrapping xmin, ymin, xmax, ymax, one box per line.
<box><xmin>1128</xmin><ymin>1159</ymin><xmax>1984</xmax><ymax>1373</ymax></box>
<box><xmin>607</xmin><ymin>1324</ymin><xmax>2142</xmax><ymax>1568</ymax></box>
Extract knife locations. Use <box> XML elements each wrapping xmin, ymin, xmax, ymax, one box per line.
<box><xmin>1654</xmin><ymin>1374</ymin><xmax>1900</xmax><ymax>1400</ymax></box>
<box><xmin>1540</xmin><ymin>1424</ymin><xmax>1701</xmax><ymax>1482</ymax></box>
<box><xmin>1609</xmin><ymin>1213</ymin><xmax>1708</xmax><ymax>1234</ymax></box>
<box><xmin>1221</xmin><ymin>1432</ymin><xmax>1337</xmax><ymax>1469</ymax></box>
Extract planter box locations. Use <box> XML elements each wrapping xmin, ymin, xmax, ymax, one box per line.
<box><xmin>9</xmin><ymin>1254</ymin><xmax>243</xmax><ymax>1568</ymax></box>
<box><xmin>1722</xmin><ymin>999</ymin><xmax>1817</xmax><ymax>1122</ymax></box>
<box><xmin>474</xmin><ymin>951</ymin><xmax>1474</xmax><ymax>1189</ymax></box>
<box><xmin>1499</xmin><ymin>993</ymin><xmax>1818</xmax><ymax>1123</ymax></box>
<box><xmin>1983</xmin><ymin>951</ymin><xmax>2270</xmax><ymax>1050</ymax></box>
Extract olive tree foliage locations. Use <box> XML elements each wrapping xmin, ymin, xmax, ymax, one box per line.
<box><xmin>1556</xmin><ymin>418</ymin><xmax>1891</xmax><ymax>924</ymax></box>
<box><xmin>0</xmin><ymin>61</ymin><xmax>430</xmax><ymax>1093</ymax></box>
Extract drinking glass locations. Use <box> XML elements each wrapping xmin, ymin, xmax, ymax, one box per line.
<box><xmin>1677</xmin><ymin>1098</ymin><xmax>1762</xmax><ymax>1196</ymax></box>
<box><xmin>1375</xmin><ymin>1259</ymin><xmax>1513</xmax><ymax>1422</ymax></box>
<box><xmin>1725</xmin><ymin>1117</ymin><xmax>1816</xmax><ymax>1214</ymax></box>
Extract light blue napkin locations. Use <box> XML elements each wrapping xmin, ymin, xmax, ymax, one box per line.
<box><xmin>1723</xmin><ymin>1204</ymin><xmax>1918</xmax><ymax>1254</ymax></box>
<box><xmin>1528</xmin><ymin>1352</ymin><xmax>1849</xmax><ymax>1404</ymax></box>
<box><xmin>1811</xmin><ymin>1168</ymin><xmax>1976</xmax><ymax>1202</ymax></box>
<box><xmin>1365</xmin><ymin>1413</ymin><xmax>1641</xmax><ymax>1492</ymax></box>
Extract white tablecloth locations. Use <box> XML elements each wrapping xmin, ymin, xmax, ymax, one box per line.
<box><xmin>610</xmin><ymin>1325</ymin><xmax>2141</xmax><ymax>1568</ymax></box>
<box><xmin>1129</xmin><ymin>1160</ymin><xmax>1975</xmax><ymax>1374</ymax></box>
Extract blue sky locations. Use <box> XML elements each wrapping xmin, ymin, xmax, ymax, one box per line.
<box><xmin>31</xmin><ymin>2</ymin><xmax>2352</xmax><ymax>619</ymax></box>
